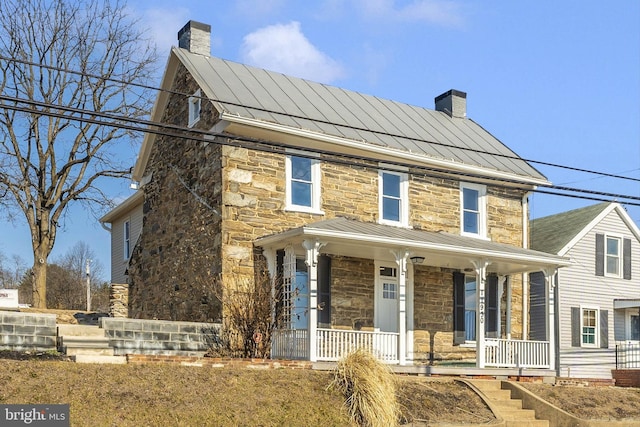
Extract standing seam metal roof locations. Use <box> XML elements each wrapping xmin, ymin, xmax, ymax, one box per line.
<box><xmin>176</xmin><ymin>48</ymin><xmax>546</xmax><ymax>182</ymax></box>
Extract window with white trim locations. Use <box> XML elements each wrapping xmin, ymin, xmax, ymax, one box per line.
<box><xmin>460</xmin><ymin>182</ymin><xmax>486</xmax><ymax>238</ymax></box>
<box><xmin>285</xmin><ymin>154</ymin><xmax>322</xmax><ymax>213</ymax></box>
<box><xmin>188</xmin><ymin>89</ymin><xmax>201</xmax><ymax>127</ymax></box>
<box><xmin>379</xmin><ymin>170</ymin><xmax>408</xmax><ymax>226</ymax></box>
<box><xmin>606</xmin><ymin>235</ymin><xmax>621</xmax><ymax>277</ymax></box>
<box><xmin>625</xmin><ymin>310</ymin><xmax>640</xmax><ymax>341</ymax></box>
<box><xmin>581</xmin><ymin>308</ymin><xmax>598</xmax><ymax>347</ymax></box>
<box><xmin>123</xmin><ymin>220</ymin><xmax>131</xmax><ymax>260</ymax></box>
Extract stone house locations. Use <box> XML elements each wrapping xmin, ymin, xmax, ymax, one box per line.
<box><xmin>101</xmin><ymin>20</ymin><xmax>570</xmax><ymax>372</ymax></box>
<box><xmin>530</xmin><ymin>202</ymin><xmax>640</xmax><ymax>379</ymax></box>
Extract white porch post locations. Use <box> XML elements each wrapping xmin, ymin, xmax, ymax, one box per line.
<box><xmin>303</xmin><ymin>239</ymin><xmax>325</xmax><ymax>363</ymax></box>
<box><xmin>472</xmin><ymin>259</ymin><xmax>490</xmax><ymax>368</ymax></box>
<box><xmin>543</xmin><ymin>268</ymin><xmax>557</xmax><ymax>371</ymax></box>
<box><xmin>392</xmin><ymin>249</ymin><xmax>409</xmax><ymax>365</ymax></box>
<box><xmin>502</xmin><ymin>275</ymin><xmax>511</xmax><ymax>340</ymax></box>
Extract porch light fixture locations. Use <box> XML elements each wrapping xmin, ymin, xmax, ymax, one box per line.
<box><xmin>410</xmin><ymin>256</ymin><xmax>425</xmax><ymax>264</ymax></box>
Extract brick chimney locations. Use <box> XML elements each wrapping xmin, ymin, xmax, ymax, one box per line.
<box><xmin>435</xmin><ymin>89</ymin><xmax>467</xmax><ymax>118</ymax></box>
<box><xmin>178</xmin><ymin>21</ymin><xmax>211</xmax><ymax>56</ymax></box>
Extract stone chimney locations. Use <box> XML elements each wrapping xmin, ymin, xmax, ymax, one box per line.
<box><xmin>435</xmin><ymin>89</ymin><xmax>467</xmax><ymax>118</ymax></box>
<box><xmin>178</xmin><ymin>21</ymin><xmax>211</xmax><ymax>56</ymax></box>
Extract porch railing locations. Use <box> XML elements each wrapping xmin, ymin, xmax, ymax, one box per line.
<box><xmin>484</xmin><ymin>338</ymin><xmax>550</xmax><ymax>369</ymax></box>
<box><xmin>271</xmin><ymin>329</ymin><xmax>309</xmax><ymax>360</ymax></box>
<box><xmin>316</xmin><ymin>328</ymin><xmax>399</xmax><ymax>363</ymax></box>
<box><xmin>616</xmin><ymin>342</ymin><xmax>640</xmax><ymax>369</ymax></box>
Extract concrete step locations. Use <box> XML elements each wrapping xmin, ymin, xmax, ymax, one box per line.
<box><xmin>57</xmin><ymin>324</ymin><xmax>105</xmax><ymax>337</ymax></box>
<box><xmin>505</xmin><ymin>421</ymin><xmax>548</xmax><ymax>427</ymax></box>
<box><xmin>59</xmin><ymin>336</ymin><xmax>111</xmax><ymax>347</ymax></box>
<box><xmin>467</xmin><ymin>380</ymin><xmax>548</xmax><ymax>427</ymax></box>
<box><xmin>65</xmin><ymin>347</ymin><xmax>115</xmax><ymax>356</ymax></box>
<box><xmin>73</xmin><ymin>354</ymin><xmax>127</xmax><ymax>364</ymax></box>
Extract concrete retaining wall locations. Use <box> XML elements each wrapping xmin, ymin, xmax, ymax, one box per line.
<box><xmin>0</xmin><ymin>311</ymin><xmax>57</xmax><ymax>352</ymax></box>
<box><xmin>100</xmin><ymin>317</ymin><xmax>220</xmax><ymax>356</ymax></box>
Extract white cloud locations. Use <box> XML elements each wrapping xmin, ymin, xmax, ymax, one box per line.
<box><xmin>356</xmin><ymin>0</ymin><xmax>464</xmax><ymax>27</ymax></box>
<box><xmin>240</xmin><ymin>21</ymin><xmax>345</xmax><ymax>84</ymax></box>
<box><xmin>139</xmin><ymin>7</ymin><xmax>191</xmax><ymax>53</ymax></box>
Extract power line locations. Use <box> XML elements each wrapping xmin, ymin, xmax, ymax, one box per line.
<box><xmin>1</xmin><ymin>54</ymin><xmax>639</xmax><ymax>186</ymax></box>
<box><xmin>2</xmin><ymin>94</ymin><xmax>640</xmax><ymax>208</ymax></box>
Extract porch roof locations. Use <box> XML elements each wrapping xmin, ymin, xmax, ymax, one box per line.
<box><xmin>255</xmin><ymin>217</ymin><xmax>571</xmax><ymax>275</ymax></box>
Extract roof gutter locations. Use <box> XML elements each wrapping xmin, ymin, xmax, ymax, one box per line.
<box><xmin>220</xmin><ymin>113</ymin><xmax>552</xmax><ymax>188</ymax></box>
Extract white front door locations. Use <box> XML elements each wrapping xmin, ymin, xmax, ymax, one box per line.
<box><xmin>376</xmin><ymin>264</ymin><xmax>399</xmax><ymax>333</ymax></box>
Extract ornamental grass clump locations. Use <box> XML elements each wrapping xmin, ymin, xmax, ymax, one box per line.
<box><xmin>329</xmin><ymin>348</ymin><xmax>399</xmax><ymax>427</ymax></box>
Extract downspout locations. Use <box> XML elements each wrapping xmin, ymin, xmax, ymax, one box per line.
<box><xmin>100</xmin><ymin>221</ymin><xmax>112</xmax><ymax>232</ymax></box>
<box><xmin>522</xmin><ymin>191</ymin><xmax>532</xmax><ymax>340</ymax></box>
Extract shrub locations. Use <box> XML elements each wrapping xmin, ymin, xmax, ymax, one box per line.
<box><xmin>329</xmin><ymin>348</ymin><xmax>399</xmax><ymax>427</ymax></box>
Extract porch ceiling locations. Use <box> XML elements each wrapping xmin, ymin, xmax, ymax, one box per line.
<box><xmin>255</xmin><ymin>217</ymin><xmax>571</xmax><ymax>275</ymax></box>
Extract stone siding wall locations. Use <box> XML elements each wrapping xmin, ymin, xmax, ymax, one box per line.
<box><xmin>128</xmin><ymin>64</ymin><xmax>223</xmax><ymax>322</ymax></box>
<box><xmin>0</xmin><ymin>311</ymin><xmax>57</xmax><ymax>352</ymax></box>
<box><xmin>330</xmin><ymin>256</ymin><xmax>375</xmax><ymax>330</ymax></box>
<box><xmin>110</xmin><ymin>283</ymin><xmax>129</xmax><ymax>318</ymax></box>
<box><xmin>100</xmin><ymin>317</ymin><xmax>220</xmax><ymax>356</ymax></box>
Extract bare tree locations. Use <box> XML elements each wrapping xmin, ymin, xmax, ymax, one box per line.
<box><xmin>0</xmin><ymin>251</ymin><xmax>27</xmax><ymax>289</ymax></box>
<box><xmin>53</xmin><ymin>241</ymin><xmax>105</xmax><ymax>310</ymax></box>
<box><xmin>0</xmin><ymin>0</ymin><xmax>157</xmax><ymax>307</ymax></box>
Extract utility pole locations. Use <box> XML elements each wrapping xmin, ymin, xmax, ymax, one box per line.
<box><xmin>86</xmin><ymin>259</ymin><xmax>91</xmax><ymax>312</ymax></box>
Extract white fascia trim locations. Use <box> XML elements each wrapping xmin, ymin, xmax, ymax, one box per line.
<box><xmin>256</xmin><ymin>227</ymin><xmax>572</xmax><ymax>268</ymax></box>
<box><xmin>220</xmin><ymin>113</ymin><xmax>551</xmax><ymax>187</ymax></box>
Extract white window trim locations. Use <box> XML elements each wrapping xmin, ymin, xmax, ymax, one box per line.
<box><xmin>285</xmin><ymin>153</ymin><xmax>323</xmax><ymax>214</ymax></box>
<box><xmin>378</xmin><ymin>170</ymin><xmax>409</xmax><ymax>227</ymax></box>
<box><xmin>604</xmin><ymin>233</ymin><xmax>623</xmax><ymax>278</ymax></box>
<box><xmin>580</xmin><ymin>305</ymin><xmax>599</xmax><ymax>348</ymax></box>
<box><xmin>123</xmin><ymin>219</ymin><xmax>131</xmax><ymax>261</ymax></box>
<box><xmin>460</xmin><ymin>182</ymin><xmax>488</xmax><ymax>239</ymax></box>
<box><xmin>188</xmin><ymin>89</ymin><xmax>201</xmax><ymax>128</ymax></box>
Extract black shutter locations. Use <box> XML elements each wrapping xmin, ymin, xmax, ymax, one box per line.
<box><xmin>318</xmin><ymin>255</ymin><xmax>331</xmax><ymax>326</ymax></box>
<box><xmin>453</xmin><ymin>272</ymin><xmax>465</xmax><ymax>345</ymax></box>
<box><xmin>600</xmin><ymin>310</ymin><xmax>609</xmax><ymax>348</ymax></box>
<box><xmin>623</xmin><ymin>238</ymin><xmax>632</xmax><ymax>280</ymax></box>
<box><xmin>529</xmin><ymin>271</ymin><xmax>547</xmax><ymax>341</ymax></box>
<box><xmin>595</xmin><ymin>233</ymin><xmax>604</xmax><ymax>276</ymax></box>
<box><xmin>486</xmin><ymin>275</ymin><xmax>499</xmax><ymax>338</ymax></box>
<box><xmin>571</xmin><ymin>307</ymin><xmax>581</xmax><ymax>347</ymax></box>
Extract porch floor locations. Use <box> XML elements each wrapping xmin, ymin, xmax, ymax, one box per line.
<box><xmin>311</xmin><ymin>361</ymin><xmax>557</xmax><ymax>381</ymax></box>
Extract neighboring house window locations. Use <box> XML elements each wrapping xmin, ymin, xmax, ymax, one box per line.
<box><xmin>571</xmin><ymin>306</ymin><xmax>608</xmax><ymax>348</ymax></box>
<box><xmin>460</xmin><ymin>182</ymin><xmax>486</xmax><ymax>238</ymax></box>
<box><xmin>595</xmin><ymin>233</ymin><xmax>631</xmax><ymax>279</ymax></box>
<box><xmin>453</xmin><ymin>272</ymin><xmax>499</xmax><ymax>344</ymax></box>
<box><xmin>123</xmin><ymin>220</ymin><xmax>130</xmax><ymax>260</ymax></box>
<box><xmin>285</xmin><ymin>154</ymin><xmax>321</xmax><ymax>213</ymax></box>
<box><xmin>188</xmin><ymin>89</ymin><xmax>201</xmax><ymax>127</ymax></box>
<box><xmin>379</xmin><ymin>170</ymin><xmax>408</xmax><ymax>226</ymax></box>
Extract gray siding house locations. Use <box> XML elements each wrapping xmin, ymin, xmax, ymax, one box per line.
<box><xmin>100</xmin><ymin>191</ymin><xmax>143</xmax><ymax>285</ymax></box>
<box><xmin>530</xmin><ymin>202</ymin><xmax>640</xmax><ymax>379</ymax></box>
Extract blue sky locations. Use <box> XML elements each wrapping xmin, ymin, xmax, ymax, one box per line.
<box><xmin>1</xmin><ymin>0</ymin><xmax>639</xmax><ymax>280</ymax></box>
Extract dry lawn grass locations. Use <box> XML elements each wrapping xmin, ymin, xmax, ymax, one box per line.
<box><xmin>521</xmin><ymin>383</ymin><xmax>640</xmax><ymax>421</ymax></box>
<box><xmin>0</xmin><ymin>356</ymin><xmax>494</xmax><ymax>426</ymax></box>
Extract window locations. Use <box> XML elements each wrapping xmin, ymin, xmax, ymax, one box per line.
<box><xmin>626</xmin><ymin>310</ymin><xmax>640</xmax><ymax>341</ymax></box>
<box><xmin>464</xmin><ymin>276</ymin><xmax>477</xmax><ymax>341</ymax></box>
<box><xmin>286</xmin><ymin>154</ymin><xmax>321</xmax><ymax>213</ymax></box>
<box><xmin>188</xmin><ymin>89</ymin><xmax>201</xmax><ymax>127</ymax></box>
<box><xmin>453</xmin><ymin>272</ymin><xmax>499</xmax><ymax>344</ymax></box>
<box><xmin>123</xmin><ymin>220</ymin><xmax>131</xmax><ymax>260</ymax></box>
<box><xmin>571</xmin><ymin>306</ymin><xmax>608</xmax><ymax>348</ymax></box>
<box><xmin>383</xmin><ymin>282</ymin><xmax>397</xmax><ymax>300</ymax></box>
<box><xmin>582</xmin><ymin>308</ymin><xmax>597</xmax><ymax>346</ymax></box>
<box><xmin>596</xmin><ymin>234</ymin><xmax>631</xmax><ymax>279</ymax></box>
<box><xmin>379</xmin><ymin>170</ymin><xmax>408</xmax><ymax>226</ymax></box>
<box><xmin>460</xmin><ymin>182</ymin><xmax>486</xmax><ymax>238</ymax></box>
<box><xmin>606</xmin><ymin>236</ymin><xmax>621</xmax><ymax>276</ymax></box>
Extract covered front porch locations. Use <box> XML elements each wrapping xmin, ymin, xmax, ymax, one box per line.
<box><xmin>257</xmin><ymin>217</ymin><xmax>570</xmax><ymax>370</ymax></box>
